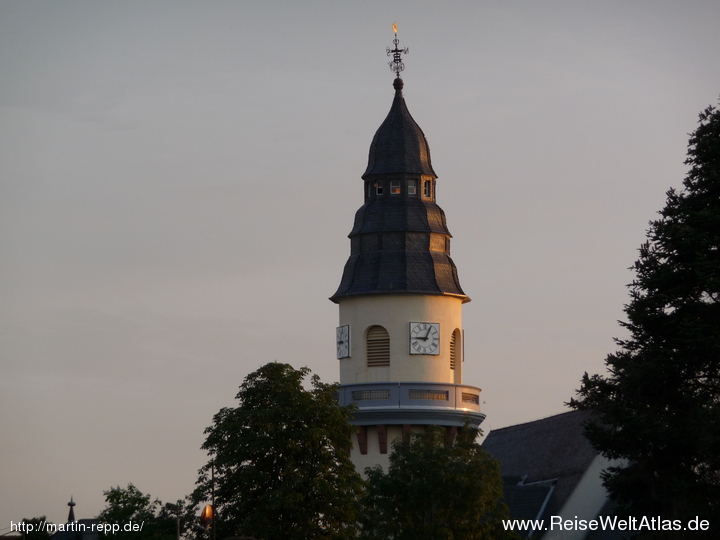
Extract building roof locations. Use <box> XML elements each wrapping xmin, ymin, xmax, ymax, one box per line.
<box><xmin>363</xmin><ymin>78</ymin><xmax>436</xmax><ymax>179</ymax></box>
<box><xmin>67</xmin><ymin>496</ymin><xmax>76</xmax><ymax>523</ymax></box>
<box><xmin>483</xmin><ymin>410</ymin><xmax>599</xmax><ymax>521</ymax></box>
<box><xmin>331</xmin><ymin>78</ymin><xmax>467</xmax><ymax>302</ymax></box>
<box><xmin>502</xmin><ymin>481</ymin><xmax>555</xmax><ymax>522</ymax></box>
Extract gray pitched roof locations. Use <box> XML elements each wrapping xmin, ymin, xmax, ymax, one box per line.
<box><xmin>483</xmin><ymin>410</ymin><xmax>599</xmax><ymax>520</ymax></box>
<box><xmin>502</xmin><ymin>481</ymin><xmax>555</xmax><ymax>529</ymax></box>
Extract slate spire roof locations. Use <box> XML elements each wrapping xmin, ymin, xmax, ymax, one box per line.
<box><xmin>67</xmin><ymin>496</ymin><xmax>76</xmax><ymax>523</ymax></box>
<box><xmin>362</xmin><ymin>78</ymin><xmax>436</xmax><ymax>178</ymax></box>
<box><xmin>331</xmin><ymin>77</ymin><xmax>467</xmax><ymax>303</ymax></box>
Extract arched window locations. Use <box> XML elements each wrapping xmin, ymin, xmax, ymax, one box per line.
<box><xmin>450</xmin><ymin>329</ymin><xmax>460</xmax><ymax>370</ymax></box>
<box><xmin>367</xmin><ymin>325</ymin><xmax>390</xmax><ymax>367</ymax></box>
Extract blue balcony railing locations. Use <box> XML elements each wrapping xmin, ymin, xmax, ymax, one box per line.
<box><xmin>338</xmin><ymin>382</ymin><xmax>485</xmax><ymax>428</ymax></box>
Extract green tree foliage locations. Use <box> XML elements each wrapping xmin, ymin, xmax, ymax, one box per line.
<box><xmin>570</xmin><ymin>104</ymin><xmax>720</xmax><ymax>533</ymax></box>
<box><xmin>19</xmin><ymin>516</ymin><xmax>52</xmax><ymax>540</ymax></box>
<box><xmin>193</xmin><ymin>362</ymin><xmax>364</xmax><ymax>540</ymax></box>
<box><xmin>359</xmin><ymin>426</ymin><xmax>515</xmax><ymax>540</ymax></box>
<box><xmin>97</xmin><ymin>484</ymin><xmax>178</xmax><ymax>540</ymax></box>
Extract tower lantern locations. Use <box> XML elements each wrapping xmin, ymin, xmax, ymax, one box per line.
<box><xmin>332</xmin><ymin>27</ymin><xmax>485</xmax><ymax>473</ymax></box>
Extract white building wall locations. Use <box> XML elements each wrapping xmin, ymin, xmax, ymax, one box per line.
<box><xmin>543</xmin><ymin>455</ymin><xmax>614</xmax><ymax>540</ymax></box>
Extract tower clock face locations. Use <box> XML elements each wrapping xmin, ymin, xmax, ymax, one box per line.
<box><xmin>336</xmin><ymin>325</ymin><xmax>350</xmax><ymax>359</ymax></box>
<box><xmin>409</xmin><ymin>322</ymin><xmax>440</xmax><ymax>355</ymax></box>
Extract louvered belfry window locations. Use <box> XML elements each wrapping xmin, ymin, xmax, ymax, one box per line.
<box><xmin>450</xmin><ymin>330</ymin><xmax>457</xmax><ymax>370</ymax></box>
<box><xmin>367</xmin><ymin>326</ymin><xmax>390</xmax><ymax>367</ymax></box>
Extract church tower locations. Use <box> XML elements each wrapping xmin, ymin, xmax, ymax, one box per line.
<box><xmin>332</xmin><ymin>29</ymin><xmax>485</xmax><ymax>473</ymax></box>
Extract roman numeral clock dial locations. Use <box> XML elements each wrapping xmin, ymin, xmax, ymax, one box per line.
<box><xmin>336</xmin><ymin>325</ymin><xmax>350</xmax><ymax>359</ymax></box>
<box><xmin>409</xmin><ymin>322</ymin><xmax>440</xmax><ymax>355</ymax></box>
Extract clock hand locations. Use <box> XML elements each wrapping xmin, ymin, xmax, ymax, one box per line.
<box><xmin>423</xmin><ymin>326</ymin><xmax>432</xmax><ymax>340</ymax></box>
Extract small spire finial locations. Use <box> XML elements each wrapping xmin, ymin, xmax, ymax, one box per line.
<box><xmin>386</xmin><ymin>22</ymin><xmax>409</xmax><ymax>79</ymax></box>
<box><xmin>67</xmin><ymin>496</ymin><xmax>76</xmax><ymax>523</ymax></box>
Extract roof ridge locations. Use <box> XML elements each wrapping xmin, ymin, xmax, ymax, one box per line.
<box><xmin>486</xmin><ymin>410</ymin><xmax>589</xmax><ymax>435</ymax></box>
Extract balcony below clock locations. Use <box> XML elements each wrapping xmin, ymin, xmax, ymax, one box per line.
<box><xmin>337</xmin><ymin>381</ymin><xmax>485</xmax><ymax>428</ymax></box>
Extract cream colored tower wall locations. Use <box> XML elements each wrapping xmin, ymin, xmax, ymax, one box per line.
<box><xmin>350</xmin><ymin>425</ymin><xmax>391</xmax><ymax>475</ymax></box>
<box><xmin>349</xmin><ymin>425</ymin><xmax>425</xmax><ymax>476</ymax></box>
<box><xmin>338</xmin><ymin>294</ymin><xmax>463</xmax><ymax>384</ymax></box>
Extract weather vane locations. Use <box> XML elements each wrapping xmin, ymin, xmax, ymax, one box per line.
<box><xmin>387</xmin><ymin>22</ymin><xmax>409</xmax><ymax>78</ymax></box>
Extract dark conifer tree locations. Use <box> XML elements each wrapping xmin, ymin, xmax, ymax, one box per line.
<box><xmin>570</xmin><ymin>103</ymin><xmax>720</xmax><ymax>534</ymax></box>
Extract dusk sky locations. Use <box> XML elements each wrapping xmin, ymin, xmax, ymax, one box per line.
<box><xmin>2</xmin><ymin>0</ymin><xmax>720</xmax><ymax>527</ymax></box>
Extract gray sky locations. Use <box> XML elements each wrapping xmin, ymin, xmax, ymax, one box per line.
<box><xmin>2</xmin><ymin>0</ymin><xmax>720</xmax><ymax>527</ymax></box>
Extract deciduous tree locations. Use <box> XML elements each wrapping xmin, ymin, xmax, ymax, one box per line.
<box><xmin>97</xmin><ymin>484</ymin><xmax>178</xmax><ymax>540</ymax></box>
<box><xmin>19</xmin><ymin>516</ymin><xmax>52</xmax><ymax>540</ymax></box>
<box><xmin>193</xmin><ymin>362</ymin><xmax>363</xmax><ymax>540</ymax></box>
<box><xmin>359</xmin><ymin>425</ymin><xmax>514</xmax><ymax>540</ymax></box>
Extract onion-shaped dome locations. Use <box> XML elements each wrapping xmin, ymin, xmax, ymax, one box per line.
<box><xmin>331</xmin><ymin>78</ymin><xmax>467</xmax><ymax>303</ymax></box>
<box><xmin>363</xmin><ymin>78</ymin><xmax>436</xmax><ymax>179</ymax></box>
